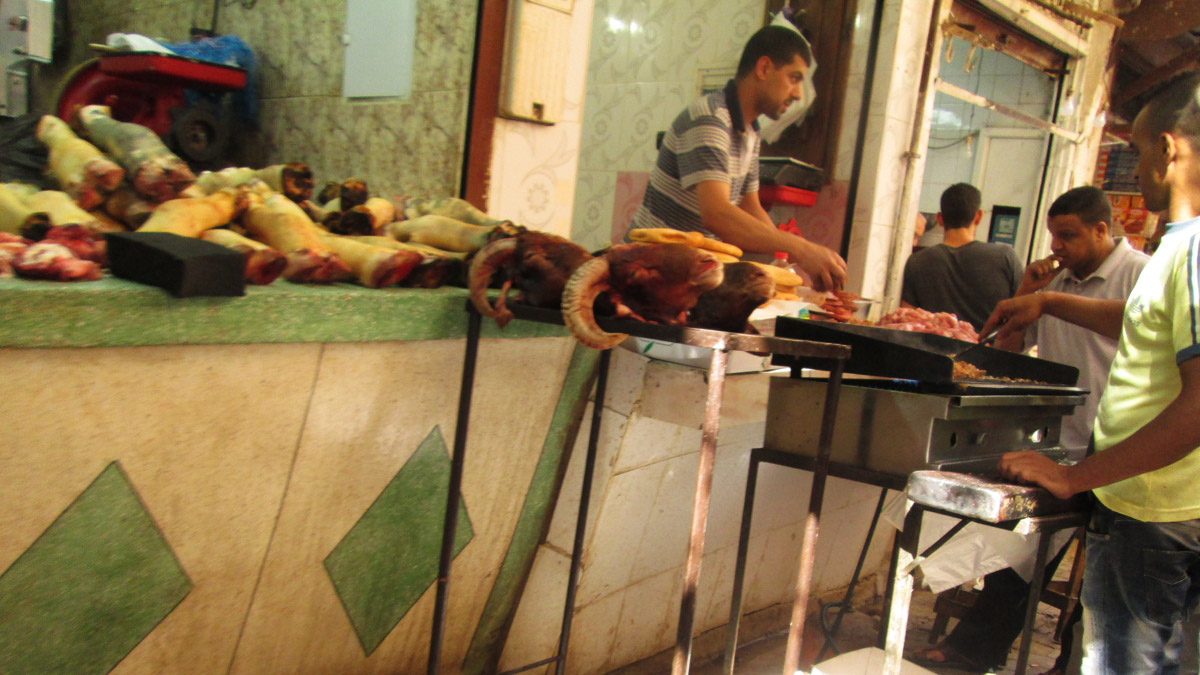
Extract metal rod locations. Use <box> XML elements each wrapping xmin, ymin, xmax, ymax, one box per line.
<box><xmin>882</xmin><ymin>504</ymin><xmax>925</xmax><ymax>675</ymax></box>
<box><xmin>816</xmin><ymin>487</ymin><xmax>889</xmax><ymax>662</ymax></box>
<box><xmin>917</xmin><ymin>518</ymin><xmax>970</xmax><ymax>560</ymax></box>
<box><xmin>671</xmin><ymin>347</ymin><xmax>730</xmax><ymax>675</ymax></box>
<box><xmin>427</xmin><ymin>308</ymin><xmax>483</xmax><ymax>674</ymax></box>
<box><xmin>722</xmin><ymin>448</ymin><xmax>763</xmax><ymax>674</ymax></box>
<box><xmin>498</xmin><ymin>656</ymin><xmax>558</xmax><ymax>675</ymax></box>
<box><xmin>1014</xmin><ymin>531</ymin><xmax>1054</xmax><ymax>675</ymax></box>
<box><xmin>783</xmin><ymin>361</ymin><xmax>845</xmax><ymax>675</ymax></box>
<box><xmin>878</xmin><ymin>528</ymin><xmax>902</xmax><ymax>650</ymax></box>
<box><xmin>554</xmin><ymin>348</ymin><xmax>611</xmax><ymax>674</ymax></box>
<box><xmin>838</xmin><ymin>0</ymin><xmax>886</xmax><ymax>259</ymax></box>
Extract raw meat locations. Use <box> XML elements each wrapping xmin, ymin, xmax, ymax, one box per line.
<box><xmin>14</xmin><ymin>241</ymin><xmax>101</xmax><ymax>281</ymax></box>
<box><xmin>876</xmin><ymin>307</ymin><xmax>979</xmax><ymax>342</ymax></box>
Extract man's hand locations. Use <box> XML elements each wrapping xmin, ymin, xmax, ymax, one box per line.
<box><xmin>997</xmin><ymin>450</ymin><xmax>1076</xmax><ymax>499</ymax></box>
<box><xmin>789</xmin><ymin>239</ymin><xmax>847</xmax><ymax>291</ymax></box>
<box><xmin>981</xmin><ymin>293</ymin><xmax>1047</xmax><ymax>343</ymax></box>
<box><xmin>1016</xmin><ymin>256</ymin><xmax>1062</xmax><ymax>296</ymax></box>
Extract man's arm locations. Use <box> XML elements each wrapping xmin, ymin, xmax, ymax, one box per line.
<box><xmin>995</xmin><ymin>257</ymin><xmax>1062</xmax><ymax>351</ymax></box>
<box><xmin>981</xmin><ymin>292</ymin><xmax>1126</xmax><ymax>343</ymax></box>
<box><xmin>999</xmin><ymin>356</ymin><xmax>1200</xmax><ymax>498</ymax></box>
<box><xmin>695</xmin><ymin>180</ymin><xmax>846</xmax><ymax>290</ymax></box>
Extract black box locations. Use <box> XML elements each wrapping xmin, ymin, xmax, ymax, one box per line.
<box><xmin>105</xmin><ymin>231</ymin><xmax>246</xmax><ymax>298</ymax></box>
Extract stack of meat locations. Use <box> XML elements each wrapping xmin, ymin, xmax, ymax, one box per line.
<box><xmin>817</xmin><ymin>290</ymin><xmax>861</xmax><ymax>321</ymax></box>
<box><xmin>4</xmin><ymin>106</ymin><xmax>525</xmax><ymax>288</ymax></box>
<box><xmin>875</xmin><ymin>306</ymin><xmax>979</xmax><ymax>342</ymax></box>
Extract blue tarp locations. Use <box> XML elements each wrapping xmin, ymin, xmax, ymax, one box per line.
<box><xmin>163</xmin><ymin>35</ymin><xmax>259</xmax><ymax>128</ymax></box>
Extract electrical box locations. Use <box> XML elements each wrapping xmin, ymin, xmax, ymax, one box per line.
<box><xmin>0</xmin><ymin>0</ymin><xmax>54</xmax><ymax>116</ymax></box>
<box><xmin>499</xmin><ymin>0</ymin><xmax>573</xmax><ymax>124</ymax></box>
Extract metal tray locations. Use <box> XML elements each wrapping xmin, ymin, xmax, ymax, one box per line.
<box><xmin>771</xmin><ymin>317</ymin><xmax>1079</xmax><ymax>387</ymax></box>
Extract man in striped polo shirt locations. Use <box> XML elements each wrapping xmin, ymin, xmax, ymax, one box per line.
<box><xmin>625</xmin><ymin>25</ymin><xmax>846</xmax><ymax>290</ymax></box>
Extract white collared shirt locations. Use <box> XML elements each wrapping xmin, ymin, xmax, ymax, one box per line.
<box><xmin>1024</xmin><ymin>238</ymin><xmax>1151</xmax><ymax>450</ymax></box>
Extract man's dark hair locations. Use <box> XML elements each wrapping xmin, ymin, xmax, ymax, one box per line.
<box><xmin>1138</xmin><ymin>72</ymin><xmax>1200</xmax><ymax>151</ymax></box>
<box><xmin>1048</xmin><ymin>186</ymin><xmax>1113</xmax><ymax>228</ymax></box>
<box><xmin>736</xmin><ymin>26</ymin><xmax>812</xmax><ymax>80</ymax></box>
<box><xmin>939</xmin><ymin>183</ymin><xmax>982</xmax><ymax>229</ymax></box>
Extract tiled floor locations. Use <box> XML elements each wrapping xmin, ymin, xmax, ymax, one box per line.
<box><xmin>689</xmin><ymin>587</ymin><xmax>1072</xmax><ymax>675</ymax></box>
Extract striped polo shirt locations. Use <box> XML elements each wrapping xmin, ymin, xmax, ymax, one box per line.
<box><xmin>627</xmin><ymin>80</ymin><xmax>761</xmax><ymax>239</ymax></box>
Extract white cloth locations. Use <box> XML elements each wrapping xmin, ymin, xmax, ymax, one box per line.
<box><xmin>105</xmin><ymin>33</ymin><xmax>174</xmax><ymax>54</ymax></box>
<box><xmin>883</xmin><ymin>494</ymin><xmax>1074</xmax><ymax>594</ymax></box>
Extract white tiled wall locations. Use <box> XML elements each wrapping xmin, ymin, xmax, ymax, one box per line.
<box><xmin>916</xmin><ymin>43</ymin><xmax>1056</xmax><ymax>214</ymax></box>
<box><xmin>499</xmin><ymin>349</ymin><xmax>894</xmax><ymax>673</ymax></box>
<box><xmin>569</xmin><ymin>0</ymin><xmax>766</xmax><ymax>251</ymax></box>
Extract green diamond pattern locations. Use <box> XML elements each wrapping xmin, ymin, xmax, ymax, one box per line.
<box><xmin>0</xmin><ymin>462</ymin><xmax>192</xmax><ymax>674</ymax></box>
<box><xmin>325</xmin><ymin>426</ymin><xmax>474</xmax><ymax>655</ymax></box>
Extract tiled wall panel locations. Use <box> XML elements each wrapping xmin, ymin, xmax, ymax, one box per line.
<box><xmin>48</xmin><ymin>0</ymin><xmax>473</xmax><ymax>201</ymax></box>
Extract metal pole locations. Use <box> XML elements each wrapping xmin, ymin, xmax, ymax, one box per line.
<box><xmin>882</xmin><ymin>504</ymin><xmax>924</xmax><ymax>675</ymax></box>
<box><xmin>722</xmin><ymin>448</ymin><xmax>763</xmax><ymax>674</ymax></box>
<box><xmin>1014</xmin><ymin>531</ymin><xmax>1054</xmax><ymax>675</ymax></box>
<box><xmin>815</xmin><ymin>487</ymin><xmax>889</xmax><ymax>662</ymax></box>
<box><xmin>671</xmin><ymin>346</ymin><xmax>730</xmax><ymax>675</ymax></box>
<box><xmin>555</xmin><ymin>348</ymin><xmax>611</xmax><ymax>673</ymax></box>
<box><xmin>428</xmin><ymin>308</ymin><xmax>483</xmax><ymax>674</ymax></box>
<box><xmin>782</xmin><ymin>361</ymin><xmax>845</xmax><ymax>675</ymax></box>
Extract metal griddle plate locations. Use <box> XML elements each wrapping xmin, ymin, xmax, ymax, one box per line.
<box><xmin>772</xmin><ymin>317</ymin><xmax>1080</xmax><ymax>389</ymax></box>
<box><xmin>907</xmin><ymin>470</ymin><xmax>1087</xmax><ymax>522</ymax></box>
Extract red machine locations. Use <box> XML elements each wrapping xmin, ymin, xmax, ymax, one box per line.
<box><xmin>55</xmin><ymin>51</ymin><xmax>247</xmax><ymax>163</ymax></box>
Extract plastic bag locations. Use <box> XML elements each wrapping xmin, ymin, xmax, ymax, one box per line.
<box><xmin>0</xmin><ymin>113</ymin><xmax>51</xmax><ymax>187</ymax></box>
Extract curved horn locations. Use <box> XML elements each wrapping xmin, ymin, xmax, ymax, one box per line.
<box><xmin>468</xmin><ymin>237</ymin><xmax>518</xmax><ymax>325</ymax></box>
<box><xmin>562</xmin><ymin>257</ymin><xmax>628</xmax><ymax>350</ymax></box>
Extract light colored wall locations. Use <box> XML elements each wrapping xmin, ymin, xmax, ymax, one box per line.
<box><xmin>487</xmin><ymin>0</ymin><xmax>595</xmax><ymax>238</ymax></box>
<box><xmin>918</xmin><ymin>47</ymin><xmax>1056</xmax><ymax>215</ymax></box>
<box><xmin>499</xmin><ymin>349</ymin><xmax>894</xmax><ymax>672</ymax></box>
<box><xmin>567</xmin><ymin>0</ymin><xmax>767</xmax><ymax>251</ymax></box>
<box><xmin>41</xmin><ymin>0</ymin><xmax>474</xmax><ymax>201</ymax></box>
<box><xmin>0</xmin><ymin>337</ymin><xmax>580</xmax><ymax>673</ymax></box>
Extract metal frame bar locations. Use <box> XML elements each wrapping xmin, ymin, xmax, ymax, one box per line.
<box><xmin>428</xmin><ymin>308</ymin><xmax>483</xmax><ymax>674</ymax></box>
<box><xmin>429</xmin><ymin>303</ymin><xmax>850</xmax><ymax>674</ymax></box>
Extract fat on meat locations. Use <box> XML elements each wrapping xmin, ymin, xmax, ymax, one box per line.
<box><xmin>43</xmin><ymin>224</ymin><xmax>107</xmax><ymax>265</ymax></box>
<box><xmin>0</xmin><ymin>250</ymin><xmax>15</xmax><ymax>277</ymax></box>
<box><xmin>14</xmin><ymin>242</ymin><xmax>102</xmax><ymax>281</ymax></box>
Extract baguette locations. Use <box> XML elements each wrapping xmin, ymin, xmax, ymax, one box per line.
<box><xmin>628</xmin><ymin>227</ymin><xmax>743</xmax><ymax>258</ymax></box>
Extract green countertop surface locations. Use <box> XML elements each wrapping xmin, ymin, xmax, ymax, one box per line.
<box><xmin>0</xmin><ymin>277</ymin><xmax>570</xmax><ymax>348</ymax></box>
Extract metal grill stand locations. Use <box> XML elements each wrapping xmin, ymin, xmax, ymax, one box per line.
<box><xmin>722</xmin><ymin>454</ymin><xmax>1087</xmax><ymax>675</ymax></box>
<box><xmin>426</xmin><ymin>304</ymin><xmax>850</xmax><ymax>674</ymax></box>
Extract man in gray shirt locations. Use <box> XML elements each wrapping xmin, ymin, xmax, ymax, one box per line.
<box><xmin>901</xmin><ymin>183</ymin><xmax>1023</xmax><ymax>331</ymax></box>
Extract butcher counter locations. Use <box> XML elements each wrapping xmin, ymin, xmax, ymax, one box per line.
<box><xmin>0</xmin><ymin>278</ymin><xmax>894</xmax><ymax>674</ymax></box>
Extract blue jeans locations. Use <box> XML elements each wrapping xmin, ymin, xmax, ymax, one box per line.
<box><xmin>1082</xmin><ymin>500</ymin><xmax>1200</xmax><ymax>674</ymax></box>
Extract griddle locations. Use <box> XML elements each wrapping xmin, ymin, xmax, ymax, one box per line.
<box><xmin>771</xmin><ymin>317</ymin><xmax>1080</xmax><ymax>394</ymax></box>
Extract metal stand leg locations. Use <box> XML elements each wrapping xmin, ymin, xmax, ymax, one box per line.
<box><xmin>1014</xmin><ymin>532</ymin><xmax>1053</xmax><ymax>675</ymax></box>
<box><xmin>428</xmin><ymin>308</ymin><xmax>483</xmax><ymax>674</ymax></box>
<box><xmin>671</xmin><ymin>347</ymin><xmax>730</xmax><ymax>675</ymax></box>
<box><xmin>722</xmin><ymin>448</ymin><xmax>763</xmax><ymax>674</ymax></box>
<box><xmin>814</xmin><ymin>487</ymin><xmax>889</xmax><ymax>663</ymax></box>
<box><xmin>782</xmin><ymin>362</ymin><xmax>845</xmax><ymax>675</ymax></box>
<box><xmin>554</xmin><ymin>348</ymin><xmax>612</xmax><ymax>674</ymax></box>
<box><xmin>882</xmin><ymin>504</ymin><xmax>924</xmax><ymax>675</ymax></box>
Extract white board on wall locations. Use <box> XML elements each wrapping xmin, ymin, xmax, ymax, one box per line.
<box><xmin>342</xmin><ymin>0</ymin><xmax>416</xmax><ymax>99</ymax></box>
